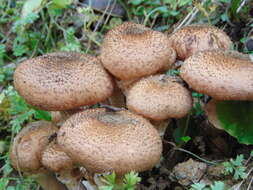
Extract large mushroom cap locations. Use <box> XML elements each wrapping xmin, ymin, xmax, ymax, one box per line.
<box><xmin>10</xmin><ymin>121</ymin><xmax>58</xmax><ymax>173</ymax></box>
<box><xmin>180</xmin><ymin>50</ymin><xmax>253</xmax><ymax>100</ymax></box>
<box><xmin>100</xmin><ymin>22</ymin><xmax>176</xmax><ymax>80</ymax></box>
<box><xmin>14</xmin><ymin>52</ymin><xmax>114</xmax><ymax>111</ymax></box>
<box><xmin>169</xmin><ymin>24</ymin><xmax>232</xmax><ymax>60</ymax></box>
<box><xmin>57</xmin><ymin>108</ymin><xmax>162</xmax><ymax>175</ymax></box>
<box><xmin>127</xmin><ymin>75</ymin><xmax>192</xmax><ymax>120</ymax></box>
<box><xmin>41</xmin><ymin>141</ymin><xmax>74</xmax><ymax>173</ymax></box>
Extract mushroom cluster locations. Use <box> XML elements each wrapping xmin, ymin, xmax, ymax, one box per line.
<box><xmin>11</xmin><ymin>22</ymin><xmax>237</xmax><ymax>189</ymax></box>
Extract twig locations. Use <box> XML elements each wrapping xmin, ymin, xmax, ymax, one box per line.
<box><xmin>231</xmin><ymin>166</ymin><xmax>253</xmax><ymax>190</ymax></box>
<box><xmin>236</xmin><ymin>0</ymin><xmax>248</xmax><ymax>13</ymax></box>
<box><xmin>173</xmin><ymin>0</ymin><xmax>208</xmax><ymax>32</ymax></box>
<box><xmin>99</xmin><ymin>104</ymin><xmax>125</xmax><ymax>112</ymax></box>
<box><xmin>247</xmin><ymin>176</ymin><xmax>253</xmax><ymax>190</ymax></box>
<box><xmin>164</xmin><ymin>140</ymin><xmax>218</xmax><ymax>165</ymax></box>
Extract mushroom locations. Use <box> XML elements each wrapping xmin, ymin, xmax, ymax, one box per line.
<box><xmin>10</xmin><ymin>121</ymin><xmax>67</xmax><ymax>190</ymax></box>
<box><xmin>100</xmin><ymin>22</ymin><xmax>176</xmax><ymax>106</ymax></box>
<box><xmin>180</xmin><ymin>50</ymin><xmax>253</xmax><ymax>100</ymax></box>
<box><xmin>41</xmin><ymin>140</ymin><xmax>87</xmax><ymax>190</ymax></box>
<box><xmin>126</xmin><ymin>74</ymin><xmax>192</xmax><ymax>134</ymax></box>
<box><xmin>57</xmin><ymin>108</ymin><xmax>162</xmax><ymax>187</ymax></box>
<box><xmin>14</xmin><ymin>51</ymin><xmax>114</xmax><ymax>123</ymax></box>
<box><xmin>168</xmin><ymin>24</ymin><xmax>232</xmax><ymax>60</ymax></box>
<box><xmin>100</xmin><ymin>22</ymin><xmax>176</xmax><ymax>81</ymax></box>
<box><xmin>14</xmin><ymin>51</ymin><xmax>113</xmax><ymax>111</ymax></box>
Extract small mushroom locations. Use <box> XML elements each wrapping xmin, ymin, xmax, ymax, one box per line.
<box><xmin>168</xmin><ymin>24</ymin><xmax>232</xmax><ymax>60</ymax></box>
<box><xmin>10</xmin><ymin>121</ymin><xmax>67</xmax><ymax>190</ymax></box>
<box><xmin>180</xmin><ymin>50</ymin><xmax>253</xmax><ymax>100</ymax></box>
<box><xmin>126</xmin><ymin>74</ymin><xmax>192</xmax><ymax>134</ymax></box>
<box><xmin>100</xmin><ymin>22</ymin><xmax>176</xmax><ymax>80</ymax></box>
<box><xmin>14</xmin><ymin>51</ymin><xmax>114</xmax><ymax>111</ymax></box>
<box><xmin>41</xmin><ymin>140</ymin><xmax>86</xmax><ymax>190</ymax></box>
<box><xmin>57</xmin><ymin>108</ymin><xmax>162</xmax><ymax>176</ymax></box>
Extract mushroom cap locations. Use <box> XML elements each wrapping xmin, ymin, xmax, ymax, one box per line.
<box><xmin>168</xmin><ymin>24</ymin><xmax>232</xmax><ymax>60</ymax></box>
<box><xmin>100</xmin><ymin>22</ymin><xmax>176</xmax><ymax>80</ymax></box>
<box><xmin>205</xmin><ymin>99</ymin><xmax>223</xmax><ymax>130</ymax></box>
<box><xmin>180</xmin><ymin>50</ymin><xmax>253</xmax><ymax>100</ymax></box>
<box><xmin>126</xmin><ymin>75</ymin><xmax>192</xmax><ymax>120</ymax></box>
<box><xmin>41</xmin><ymin>140</ymin><xmax>74</xmax><ymax>172</ymax></box>
<box><xmin>14</xmin><ymin>52</ymin><xmax>114</xmax><ymax>111</ymax></box>
<box><xmin>10</xmin><ymin>121</ymin><xmax>58</xmax><ymax>173</ymax></box>
<box><xmin>57</xmin><ymin>108</ymin><xmax>162</xmax><ymax>175</ymax></box>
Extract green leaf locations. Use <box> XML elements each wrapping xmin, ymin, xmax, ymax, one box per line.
<box><xmin>233</xmin><ymin>166</ymin><xmax>246</xmax><ymax>180</ymax></box>
<box><xmin>223</xmin><ymin>161</ymin><xmax>233</xmax><ymax>174</ymax></box>
<box><xmin>34</xmin><ymin>110</ymin><xmax>51</xmax><ymax>121</ymax></box>
<box><xmin>178</xmin><ymin>0</ymin><xmax>192</xmax><ymax>7</ymax></box>
<box><xmin>173</xmin><ymin>127</ymin><xmax>184</xmax><ymax>144</ymax></box>
<box><xmin>6</xmin><ymin>186</ymin><xmax>15</xmax><ymax>190</ymax></box>
<box><xmin>250</xmin><ymin>150</ymin><xmax>253</xmax><ymax>157</ymax></box>
<box><xmin>52</xmin><ymin>0</ymin><xmax>73</xmax><ymax>8</ymax></box>
<box><xmin>230</xmin><ymin>0</ymin><xmax>241</xmax><ymax>16</ymax></box>
<box><xmin>216</xmin><ymin>101</ymin><xmax>253</xmax><ymax>144</ymax></box>
<box><xmin>190</xmin><ymin>183</ymin><xmax>206</xmax><ymax>190</ymax></box>
<box><xmin>99</xmin><ymin>186</ymin><xmax>114</xmax><ymax>190</ymax></box>
<box><xmin>129</xmin><ymin>0</ymin><xmax>144</xmax><ymax>6</ymax></box>
<box><xmin>21</xmin><ymin>0</ymin><xmax>44</xmax><ymax>18</ymax></box>
<box><xmin>123</xmin><ymin>171</ymin><xmax>141</xmax><ymax>187</ymax></box>
<box><xmin>210</xmin><ymin>181</ymin><xmax>226</xmax><ymax>190</ymax></box>
<box><xmin>232</xmin><ymin>155</ymin><xmax>244</xmax><ymax>167</ymax></box>
<box><xmin>181</xmin><ymin>136</ymin><xmax>191</xmax><ymax>143</ymax></box>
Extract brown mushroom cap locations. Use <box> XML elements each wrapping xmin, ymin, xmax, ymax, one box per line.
<box><xmin>180</xmin><ymin>50</ymin><xmax>253</xmax><ymax>100</ymax></box>
<box><xmin>41</xmin><ymin>141</ymin><xmax>74</xmax><ymax>173</ymax></box>
<box><xmin>57</xmin><ymin>108</ymin><xmax>162</xmax><ymax>175</ymax></box>
<box><xmin>14</xmin><ymin>52</ymin><xmax>114</xmax><ymax>111</ymax></box>
<box><xmin>126</xmin><ymin>75</ymin><xmax>192</xmax><ymax>120</ymax></box>
<box><xmin>10</xmin><ymin>121</ymin><xmax>58</xmax><ymax>173</ymax></box>
<box><xmin>168</xmin><ymin>24</ymin><xmax>232</xmax><ymax>60</ymax></box>
<box><xmin>100</xmin><ymin>22</ymin><xmax>176</xmax><ymax>80</ymax></box>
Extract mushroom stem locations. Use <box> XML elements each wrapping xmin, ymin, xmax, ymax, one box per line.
<box><xmin>51</xmin><ymin>108</ymin><xmax>84</xmax><ymax>126</ymax></box>
<box><xmin>56</xmin><ymin>169</ymin><xmax>86</xmax><ymax>190</ymax></box>
<box><xmin>33</xmin><ymin>171</ymin><xmax>68</xmax><ymax>190</ymax></box>
<box><xmin>108</xmin><ymin>84</ymin><xmax>126</xmax><ymax>108</ymax></box>
<box><xmin>150</xmin><ymin>119</ymin><xmax>171</xmax><ymax>136</ymax></box>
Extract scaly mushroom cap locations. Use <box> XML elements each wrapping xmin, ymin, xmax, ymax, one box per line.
<box><xmin>205</xmin><ymin>99</ymin><xmax>223</xmax><ymax>130</ymax></box>
<box><xmin>14</xmin><ymin>52</ymin><xmax>114</xmax><ymax>111</ymax></box>
<box><xmin>41</xmin><ymin>141</ymin><xmax>74</xmax><ymax>173</ymax></box>
<box><xmin>10</xmin><ymin>121</ymin><xmax>58</xmax><ymax>173</ymax></box>
<box><xmin>100</xmin><ymin>22</ymin><xmax>176</xmax><ymax>80</ymax></box>
<box><xmin>57</xmin><ymin>108</ymin><xmax>162</xmax><ymax>175</ymax></box>
<box><xmin>168</xmin><ymin>24</ymin><xmax>232</xmax><ymax>60</ymax></box>
<box><xmin>127</xmin><ymin>75</ymin><xmax>192</xmax><ymax>120</ymax></box>
<box><xmin>180</xmin><ymin>50</ymin><xmax>253</xmax><ymax>100</ymax></box>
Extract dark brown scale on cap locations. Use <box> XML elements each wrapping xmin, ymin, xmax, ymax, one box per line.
<box><xmin>100</xmin><ymin>22</ymin><xmax>176</xmax><ymax>80</ymax></box>
<box><xmin>14</xmin><ymin>52</ymin><xmax>114</xmax><ymax>111</ymax></box>
<box><xmin>126</xmin><ymin>74</ymin><xmax>192</xmax><ymax>120</ymax></box>
<box><xmin>10</xmin><ymin>121</ymin><xmax>58</xmax><ymax>173</ymax></box>
<box><xmin>57</xmin><ymin>108</ymin><xmax>162</xmax><ymax>175</ymax></box>
<box><xmin>180</xmin><ymin>50</ymin><xmax>253</xmax><ymax>100</ymax></box>
<box><xmin>41</xmin><ymin>141</ymin><xmax>74</xmax><ymax>173</ymax></box>
<box><xmin>168</xmin><ymin>24</ymin><xmax>232</xmax><ymax>60</ymax></box>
